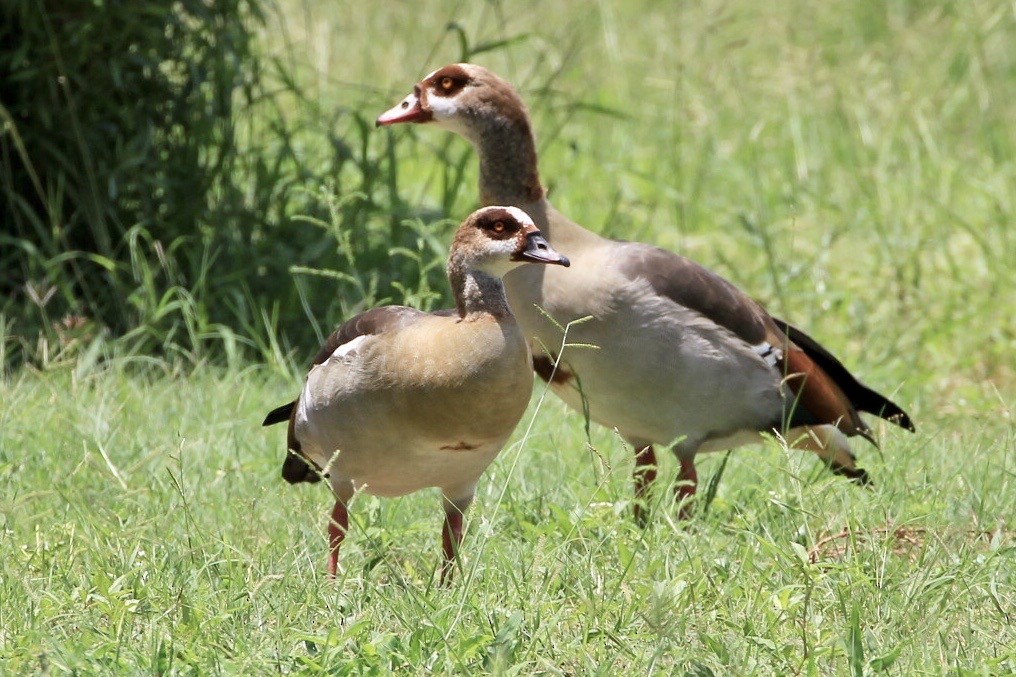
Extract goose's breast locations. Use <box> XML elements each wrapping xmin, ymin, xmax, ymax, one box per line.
<box><xmin>509</xmin><ymin>251</ymin><xmax>782</xmax><ymax>444</ymax></box>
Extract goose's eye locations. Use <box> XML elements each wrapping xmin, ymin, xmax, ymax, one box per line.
<box><xmin>440</xmin><ymin>77</ymin><xmax>454</xmax><ymax>91</ymax></box>
<box><xmin>491</xmin><ymin>221</ymin><xmax>506</xmax><ymax>234</ymax></box>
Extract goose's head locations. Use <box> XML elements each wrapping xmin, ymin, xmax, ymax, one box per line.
<box><xmin>451</xmin><ymin>206</ymin><xmax>568</xmax><ymax>278</ymax></box>
<box><xmin>377</xmin><ymin>64</ymin><xmax>528</xmax><ymax>144</ymax></box>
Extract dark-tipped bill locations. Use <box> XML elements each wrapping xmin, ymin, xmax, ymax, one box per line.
<box><xmin>515</xmin><ymin>232</ymin><xmax>570</xmax><ymax>267</ymax></box>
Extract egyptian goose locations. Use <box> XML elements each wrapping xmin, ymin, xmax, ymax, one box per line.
<box><xmin>263</xmin><ymin>206</ymin><xmax>569</xmax><ymax>580</ymax></box>
<box><xmin>377</xmin><ymin>64</ymin><xmax>914</xmax><ymax>522</ymax></box>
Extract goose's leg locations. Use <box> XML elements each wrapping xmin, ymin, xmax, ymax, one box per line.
<box><xmin>440</xmin><ymin>493</ymin><xmax>474</xmax><ymax>585</ymax></box>
<box><xmin>672</xmin><ymin>441</ymin><xmax>700</xmax><ymax>520</ymax></box>
<box><xmin>326</xmin><ymin>480</ymin><xmax>355</xmax><ymax>578</ymax></box>
<box><xmin>676</xmin><ymin>457</ymin><xmax>698</xmax><ymax>519</ymax></box>
<box><xmin>327</xmin><ymin>501</ymin><xmax>348</xmax><ymax>578</ymax></box>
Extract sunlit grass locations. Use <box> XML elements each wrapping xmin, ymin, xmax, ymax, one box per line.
<box><xmin>2</xmin><ymin>0</ymin><xmax>1015</xmax><ymax>672</ymax></box>
<box><xmin>1</xmin><ymin>363</ymin><xmax>1012</xmax><ymax>672</ymax></box>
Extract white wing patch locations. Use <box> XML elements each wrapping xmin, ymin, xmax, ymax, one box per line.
<box><xmin>752</xmin><ymin>342</ymin><xmax>783</xmax><ymax>368</ymax></box>
<box><xmin>331</xmin><ymin>334</ymin><xmax>368</xmax><ymax>360</ymax></box>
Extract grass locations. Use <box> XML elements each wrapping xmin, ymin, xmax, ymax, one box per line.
<box><xmin>3</xmin><ymin>0</ymin><xmax>1016</xmax><ymax>673</ymax></box>
<box><xmin>0</xmin><ymin>363</ymin><xmax>1012</xmax><ymax>673</ymax></box>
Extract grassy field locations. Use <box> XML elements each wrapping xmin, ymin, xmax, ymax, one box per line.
<box><xmin>3</xmin><ymin>0</ymin><xmax>1015</xmax><ymax>673</ymax></box>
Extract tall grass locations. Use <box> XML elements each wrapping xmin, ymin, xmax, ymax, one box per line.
<box><xmin>2</xmin><ymin>0</ymin><xmax>259</xmax><ymax>347</ymax></box>
<box><xmin>3</xmin><ymin>1</ymin><xmax>1013</xmax><ymax>387</ymax></box>
<box><xmin>0</xmin><ymin>360</ymin><xmax>1011</xmax><ymax>672</ymax></box>
<box><xmin>1</xmin><ymin>0</ymin><xmax>1014</xmax><ymax>672</ymax></box>
<box><xmin>0</xmin><ymin>1</ymin><xmax>464</xmax><ymax>371</ymax></box>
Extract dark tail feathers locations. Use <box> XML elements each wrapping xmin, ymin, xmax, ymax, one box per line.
<box><xmin>774</xmin><ymin>319</ymin><xmax>915</xmax><ymax>433</ymax></box>
<box><xmin>262</xmin><ymin>401</ymin><xmax>295</xmax><ymax>427</ymax></box>
<box><xmin>262</xmin><ymin>401</ymin><xmax>322</xmax><ymax>484</ymax></box>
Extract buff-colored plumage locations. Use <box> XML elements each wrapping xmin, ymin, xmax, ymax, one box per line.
<box><xmin>263</xmin><ymin>205</ymin><xmax>568</xmax><ymax>580</ymax></box>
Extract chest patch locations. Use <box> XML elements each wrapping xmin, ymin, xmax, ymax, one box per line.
<box><xmin>533</xmin><ymin>354</ymin><xmax>573</xmax><ymax>384</ymax></box>
<box><xmin>440</xmin><ymin>441</ymin><xmax>480</xmax><ymax>451</ymax></box>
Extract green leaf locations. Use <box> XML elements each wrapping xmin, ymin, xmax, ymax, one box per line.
<box><xmin>845</xmin><ymin>602</ymin><xmax>864</xmax><ymax>677</ymax></box>
<box><xmin>869</xmin><ymin>643</ymin><xmax>903</xmax><ymax>672</ymax></box>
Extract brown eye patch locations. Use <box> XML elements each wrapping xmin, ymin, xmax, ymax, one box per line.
<box><xmin>477</xmin><ymin>213</ymin><xmax>519</xmax><ymax>239</ymax></box>
<box><xmin>428</xmin><ymin>65</ymin><xmax>469</xmax><ymax>97</ymax></box>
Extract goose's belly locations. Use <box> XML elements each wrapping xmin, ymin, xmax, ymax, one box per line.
<box><xmin>311</xmin><ymin>428</ymin><xmax>508</xmax><ymax>499</ymax></box>
<box><xmin>299</xmin><ymin>383</ymin><xmax>527</xmax><ymax>497</ymax></box>
<box><xmin>296</xmin><ymin>320</ymin><xmax>533</xmax><ymax>497</ymax></box>
<box><xmin>509</xmin><ymin>265</ymin><xmax>783</xmax><ymax>447</ymax></box>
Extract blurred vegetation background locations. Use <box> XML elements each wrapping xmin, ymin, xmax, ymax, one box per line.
<box><xmin>1</xmin><ymin>0</ymin><xmax>453</xmax><ymax>369</ymax></box>
<box><xmin>1</xmin><ymin>0</ymin><xmax>1013</xmax><ymax>404</ymax></box>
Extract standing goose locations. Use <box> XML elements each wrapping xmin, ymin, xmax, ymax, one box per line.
<box><xmin>377</xmin><ymin>64</ymin><xmax>914</xmax><ymax>522</ymax></box>
<box><xmin>263</xmin><ymin>206</ymin><xmax>569</xmax><ymax>580</ymax></box>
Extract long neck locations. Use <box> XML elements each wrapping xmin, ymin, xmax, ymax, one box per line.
<box><xmin>469</xmin><ymin>114</ymin><xmax>544</xmax><ymax>208</ymax></box>
<box><xmin>447</xmin><ymin>259</ymin><xmax>513</xmax><ymax>320</ymax></box>
<box><xmin>466</xmin><ymin>112</ymin><xmax>601</xmax><ymax>251</ymax></box>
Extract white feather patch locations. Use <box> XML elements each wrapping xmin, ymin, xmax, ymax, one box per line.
<box><xmin>331</xmin><ymin>334</ymin><xmax>367</xmax><ymax>360</ymax></box>
<box><xmin>428</xmin><ymin>96</ymin><xmax>459</xmax><ymax>120</ymax></box>
<box><xmin>502</xmin><ymin>205</ymin><xmax>535</xmax><ymax>227</ymax></box>
<box><xmin>752</xmin><ymin>342</ymin><xmax>783</xmax><ymax>368</ymax></box>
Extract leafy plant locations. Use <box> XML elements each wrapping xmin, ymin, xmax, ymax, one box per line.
<box><xmin>0</xmin><ymin>0</ymin><xmax>461</xmax><ymax>370</ymax></box>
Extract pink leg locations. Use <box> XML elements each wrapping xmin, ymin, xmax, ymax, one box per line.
<box><xmin>440</xmin><ymin>507</ymin><xmax>465</xmax><ymax>585</ymax></box>
<box><xmin>675</xmin><ymin>457</ymin><xmax>698</xmax><ymax>520</ymax></box>
<box><xmin>326</xmin><ymin>500</ymin><xmax>348</xmax><ymax>578</ymax></box>
<box><xmin>633</xmin><ymin>445</ymin><xmax>658</xmax><ymax>526</ymax></box>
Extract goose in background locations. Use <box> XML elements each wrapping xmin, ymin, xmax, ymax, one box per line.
<box><xmin>377</xmin><ymin>64</ymin><xmax>914</xmax><ymax>523</ymax></box>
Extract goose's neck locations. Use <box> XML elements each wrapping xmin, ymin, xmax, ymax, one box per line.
<box><xmin>448</xmin><ymin>261</ymin><xmax>513</xmax><ymax>320</ymax></box>
<box><xmin>470</xmin><ymin>115</ymin><xmax>543</xmax><ymax>208</ymax></box>
<box><xmin>468</xmin><ymin>115</ymin><xmax>599</xmax><ymax>249</ymax></box>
